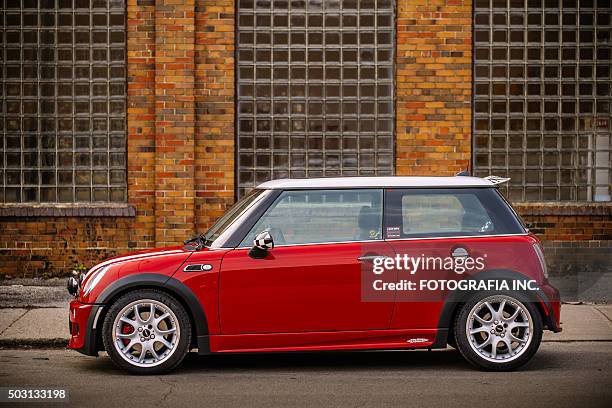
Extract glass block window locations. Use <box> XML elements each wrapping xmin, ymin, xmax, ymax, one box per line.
<box><xmin>1</xmin><ymin>0</ymin><xmax>127</xmax><ymax>203</ymax></box>
<box><xmin>237</xmin><ymin>0</ymin><xmax>395</xmax><ymax>197</ymax></box>
<box><xmin>474</xmin><ymin>0</ymin><xmax>611</xmax><ymax>202</ymax></box>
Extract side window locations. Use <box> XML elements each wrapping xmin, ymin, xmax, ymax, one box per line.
<box><xmin>385</xmin><ymin>188</ymin><xmax>525</xmax><ymax>239</ymax></box>
<box><xmin>400</xmin><ymin>194</ymin><xmax>491</xmax><ymax>235</ymax></box>
<box><xmin>240</xmin><ymin>189</ymin><xmax>383</xmax><ymax>246</ymax></box>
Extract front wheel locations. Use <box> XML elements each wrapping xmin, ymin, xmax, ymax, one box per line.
<box><xmin>102</xmin><ymin>289</ymin><xmax>192</xmax><ymax>374</ymax></box>
<box><xmin>454</xmin><ymin>292</ymin><xmax>542</xmax><ymax>371</ymax></box>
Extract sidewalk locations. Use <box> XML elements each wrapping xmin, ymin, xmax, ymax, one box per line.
<box><xmin>1</xmin><ymin>302</ymin><xmax>611</xmax><ymax>347</ymax></box>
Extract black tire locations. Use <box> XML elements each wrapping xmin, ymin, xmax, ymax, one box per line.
<box><xmin>454</xmin><ymin>291</ymin><xmax>543</xmax><ymax>371</ymax></box>
<box><xmin>102</xmin><ymin>289</ymin><xmax>192</xmax><ymax>375</ymax></box>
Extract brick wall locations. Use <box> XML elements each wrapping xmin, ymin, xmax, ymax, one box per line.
<box><xmin>154</xmin><ymin>0</ymin><xmax>197</xmax><ymax>246</ymax></box>
<box><xmin>395</xmin><ymin>0</ymin><xmax>473</xmax><ymax>176</ymax></box>
<box><xmin>127</xmin><ymin>0</ymin><xmax>156</xmax><ymax>248</ymax></box>
<box><xmin>515</xmin><ymin>203</ymin><xmax>612</xmax><ymax>302</ymax></box>
<box><xmin>514</xmin><ymin>203</ymin><xmax>612</xmax><ymax>241</ymax></box>
<box><xmin>0</xmin><ymin>214</ymin><xmax>138</xmax><ymax>279</ymax></box>
<box><xmin>541</xmin><ymin>241</ymin><xmax>612</xmax><ymax>303</ymax></box>
<box><xmin>194</xmin><ymin>0</ymin><xmax>235</xmax><ymax>231</ymax></box>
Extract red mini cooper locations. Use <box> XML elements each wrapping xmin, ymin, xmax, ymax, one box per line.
<box><xmin>67</xmin><ymin>176</ymin><xmax>561</xmax><ymax>374</ymax></box>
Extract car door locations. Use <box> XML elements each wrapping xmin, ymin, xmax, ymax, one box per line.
<box><xmin>218</xmin><ymin>188</ymin><xmax>396</xmax><ymax>334</ymax></box>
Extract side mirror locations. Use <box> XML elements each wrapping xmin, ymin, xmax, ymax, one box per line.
<box><xmin>248</xmin><ymin>230</ymin><xmax>274</xmax><ymax>259</ymax></box>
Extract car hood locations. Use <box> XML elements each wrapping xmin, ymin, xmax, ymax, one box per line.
<box><xmin>87</xmin><ymin>245</ymin><xmax>228</xmax><ymax>274</ymax></box>
<box><xmin>78</xmin><ymin>245</ymin><xmax>229</xmax><ymax>303</ymax></box>
<box><xmin>100</xmin><ymin>246</ymin><xmax>187</xmax><ymax>264</ymax></box>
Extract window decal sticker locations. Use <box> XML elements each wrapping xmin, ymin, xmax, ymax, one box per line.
<box><xmin>386</xmin><ymin>226</ymin><xmax>400</xmax><ymax>239</ymax></box>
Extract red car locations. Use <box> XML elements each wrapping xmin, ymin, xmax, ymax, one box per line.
<box><xmin>67</xmin><ymin>176</ymin><xmax>561</xmax><ymax>374</ymax></box>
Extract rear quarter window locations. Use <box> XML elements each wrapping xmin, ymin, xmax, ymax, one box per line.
<box><xmin>384</xmin><ymin>188</ymin><xmax>525</xmax><ymax>239</ymax></box>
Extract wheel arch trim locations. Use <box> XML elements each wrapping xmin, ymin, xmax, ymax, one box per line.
<box><xmin>92</xmin><ymin>273</ymin><xmax>210</xmax><ymax>353</ymax></box>
<box><xmin>435</xmin><ymin>269</ymin><xmax>559</xmax><ymax>345</ymax></box>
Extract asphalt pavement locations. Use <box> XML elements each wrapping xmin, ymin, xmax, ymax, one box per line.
<box><xmin>0</xmin><ymin>342</ymin><xmax>610</xmax><ymax>408</ymax></box>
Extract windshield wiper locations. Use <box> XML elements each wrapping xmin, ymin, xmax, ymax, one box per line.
<box><xmin>183</xmin><ymin>234</ymin><xmax>207</xmax><ymax>251</ymax></box>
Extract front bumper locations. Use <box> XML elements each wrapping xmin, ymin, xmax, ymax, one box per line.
<box><xmin>68</xmin><ymin>299</ymin><xmax>102</xmax><ymax>356</ymax></box>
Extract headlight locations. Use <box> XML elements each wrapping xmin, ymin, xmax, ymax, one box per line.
<box><xmin>532</xmin><ymin>243</ymin><xmax>548</xmax><ymax>279</ymax></box>
<box><xmin>82</xmin><ymin>266</ymin><xmax>109</xmax><ymax>296</ymax></box>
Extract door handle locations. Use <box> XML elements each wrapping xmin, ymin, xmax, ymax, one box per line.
<box><xmin>451</xmin><ymin>247</ymin><xmax>469</xmax><ymax>258</ymax></box>
<box><xmin>357</xmin><ymin>255</ymin><xmax>391</xmax><ymax>262</ymax></box>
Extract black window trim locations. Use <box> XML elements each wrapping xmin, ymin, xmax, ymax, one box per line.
<box><xmin>230</xmin><ymin>187</ymin><xmax>386</xmax><ymax>248</ymax></box>
<box><xmin>220</xmin><ymin>186</ymin><xmax>528</xmax><ymax>249</ymax></box>
<box><xmin>214</xmin><ymin>189</ymin><xmax>282</xmax><ymax>249</ymax></box>
<box><xmin>382</xmin><ymin>187</ymin><xmax>527</xmax><ymax>240</ymax></box>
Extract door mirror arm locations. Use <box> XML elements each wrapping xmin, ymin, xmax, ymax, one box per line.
<box><xmin>248</xmin><ymin>246</ymin><xmax>269</xmax><ymax>259</ymax></box>
<box><xmin>248</xmin><ymin>230</ymin><xmax>274</xmax><ymax>259</ymax></box>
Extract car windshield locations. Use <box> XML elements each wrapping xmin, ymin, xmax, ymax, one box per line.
<box><xmin>201</xmin><ymin>189</ymin><xmax>265</xmax><ymax>246</ymax></box>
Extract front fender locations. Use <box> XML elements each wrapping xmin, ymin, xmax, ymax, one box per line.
<box><xmin>94</xmin><ymin>273</ymin><xmax>210</xmax><ymax>353</ymax></box>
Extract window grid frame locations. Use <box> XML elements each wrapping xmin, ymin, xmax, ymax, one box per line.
<box><xmin>1</xmin><ymin>0</ymin><xmax>128</xmax><ymax>203</ymax></box>
<box><xmin>472</xmin><ymin>0</ymin><xmax>611</xmax><ymax>202</ymax></box>
<box><xmin>236</xmin><ymin>0</ymin><xmax>396</xmax><ymax>197</ymax></box>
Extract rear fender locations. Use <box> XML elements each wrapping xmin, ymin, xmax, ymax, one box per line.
<box><xmin>435</xmin><ymin>269</ymin><xmax>559</xmax><ymax>345</ymax></box>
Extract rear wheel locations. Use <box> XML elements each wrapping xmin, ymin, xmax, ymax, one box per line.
<box><xmin>454</xmin><ymin>292</ymin><xmax>542</xmax><ymax>371</ymax></box>
<box><xmin>102</xmin><ymin>289</ymin><xmax>191</xmax><ymax>374</ymax></box>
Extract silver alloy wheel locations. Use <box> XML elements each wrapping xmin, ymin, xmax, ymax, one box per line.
<box><xmin>111</xmin><ymin>299</ymin><xmax>181</xmax><ymax>368</ymax></box>
<box><xmin>466</xmin><ymin>295</ymin><xmax>533</xmax><ymax>363</ymax></box>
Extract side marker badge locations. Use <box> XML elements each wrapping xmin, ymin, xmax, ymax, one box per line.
<box><xmin>184</xmin><ymin>264</ymin><xmax>213</xmax><ymax>272</ymax></box>
<box><xmin>406</xmin><ymin>338</ymin><xmax>429</xmax><ymax>344</ymax></box>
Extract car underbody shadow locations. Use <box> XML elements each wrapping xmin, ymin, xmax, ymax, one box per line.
<box><xmin>179</xmin><ymin>348</ymin><xmax>470</xmax><ymax>373</ymax></box>
<box><xmin>81</xmin><ymin>345</ymin><xmax>564</xmax><ymax>375</ymax></box>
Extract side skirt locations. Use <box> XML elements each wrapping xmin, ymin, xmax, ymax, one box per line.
<box><xmin>198</xmin><ymin>328</ymin><xmax>448</xmax><ymax>354</ymax></box>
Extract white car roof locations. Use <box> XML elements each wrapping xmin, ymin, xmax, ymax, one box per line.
<box><xmin>257</xmin><ymin>176</ymin><xmax>496</xmax><ymax>189</ymax></box>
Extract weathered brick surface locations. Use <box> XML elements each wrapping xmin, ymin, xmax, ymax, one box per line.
<box><xmin>154</xmin><ymin>0</ymin><xmax>197</xmax><ymax>246</ymax></box>
<box><xmin>395</xmin><ymin>0</ymin><xmax>472</xmax><ymax>175</ymax></box>
<box><xmin>0</xmin><ymin>217</ymin><xmax>137</xmax><ymax>279</ymax></box>
<box><xmin>543</xmin><ymin>241</ymin><xmax>612</xmax><ymax>303</ymax></box>
<box><xmin>127</xmin><ymin>0</ymin><xmax>157</xmax><ymax>249</ymax></box>
<box><xmin>516</xmin><ymin>203</ymin><xmax>611</xmax><ymax>301</ymax></box>
<box><xmin>194</xmin><ymin>0</ymin><xmax>235</xmax><ymax>231</ymax></box>
<box><xmin>515</xmin><ymin>203</ymin><xmax>612</xmax><ymax>241</ymax></box>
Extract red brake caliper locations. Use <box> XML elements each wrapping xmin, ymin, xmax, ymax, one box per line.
<box><xmin>121</xmin><ymin>324</ymin><xmax>134</xmax><ymax>346</ymax></box>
